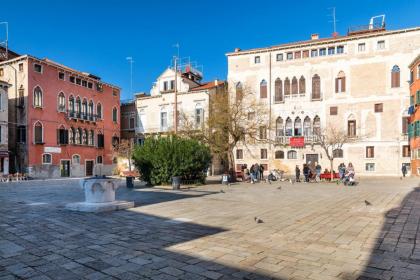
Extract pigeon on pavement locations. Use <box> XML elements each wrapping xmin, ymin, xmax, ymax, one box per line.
<box><xmin>254</xmin><ymin>217</ymin><xmax>264</xmax><ymax>223</ymax></box>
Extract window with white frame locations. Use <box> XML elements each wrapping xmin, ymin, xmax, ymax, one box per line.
<box><xmin>260</xmin><ymin>149</ymin><xmax>267</xmax><ymax>159</ymax></box>
<box><xmin>287</xmin><ymin>150</ymin><xmax>297</xmax><ymax>159</ymax></box>
<box><xmin>96</xmin><ymin>103</ymin><xmax>102</xmax><ymax>119</ymax></box>
<box><xmin>236</xmin><ymin>149</ymin><xmax>243</xmax><ymax>159</ymax></box>
<box><xmin>377</xmin><ymin>40</ymin><xmax>385</xmax><ymax>50</ymax></box>
<box><xmin>160</xmin><ymin>111</ymin><xmax>168</xmax><ymax>130</ymax></box>
<box><xmin>358</xmin><ymin>43</ymin><xmax>366</xmax><ymax>52</ymax></box>
<box><xmin>42</xmin><ymin>153</ymin><xmax>52</xmax><ymax>164</ymax></box>
<box><xmin>34</xmin><ymin>121</ymin><xmax>43</xmax><ymax>144</ymax></box>
<box><xmin>33</xmin><ymin>86</ymin><xmax>43</xmax><ymax>108</ymax></box>
<box><xmin>57</xmin><ymin>92</ymin><xmax>66</xmax><ymax>111</ymax></box>
<box><xmin>112</xmin><ymin>107</ymin><xmax>118</xmax><ymax>122</ymax></box>
<box><xmin>195</xmin><ymin>106</ymin><xmax>204</xmax><ymax>126</ymax></box>
<box><xmin>34</xmin><ymin>63</ymin><xmax>43</xmax><ymax>73</ymax></box>
<box><xmin>276</xmin><ymin>53</ymin><xmax>283</xmax><ymax>61</ymax></box>
<box><xmin>72</xmin><ymin>154</ymin><xmax>80</xmax><ymax>164</ymax></box>
<box><xmin>365</xmin><ymin>163</ymin><xmax>375</xmax><ymax>172</ymax></box>
<box><xmin>97</xmin><ymin>156</ymin><xmax>103</xmax><ymax>164</ymax></box>
<box><xmin>254</xmin><ymin>56</ymin><xmax>260</xmax><ymax>64</ymax></box>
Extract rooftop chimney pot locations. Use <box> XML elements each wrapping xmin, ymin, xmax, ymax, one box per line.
<box><xmin>234</xmin><ymin>48</ymin><xmax>241</xmax><ymax>52</ymax></box>
<box><xmin>311</xmin><ymin>33</ymin><xmax>319</xmax><ymax>40</ymax></box>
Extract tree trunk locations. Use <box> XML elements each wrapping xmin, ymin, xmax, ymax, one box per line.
<box><xmin>330</xmin><ymin>159</ymin><xmax>334</xmax><ymax>181</ymax></box>
<box><xmin>227</xmin><ymin>149</ymin><xmax>236</xmax><ymax>182</ymax></box>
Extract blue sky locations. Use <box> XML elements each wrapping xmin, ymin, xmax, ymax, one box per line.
<box><xmin>1</xmin><ymin>0</ymin><xmax>419</xmax><ymax>99</ymax></box>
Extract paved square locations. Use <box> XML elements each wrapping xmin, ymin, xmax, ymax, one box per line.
<box><xmin>1</xmin><ymin>177</ymin><xmax>420</xmax><ymax>279</ymax></box>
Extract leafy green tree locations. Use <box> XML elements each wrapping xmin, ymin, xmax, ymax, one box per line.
<box><xmin>132</xmin><ymin>136</ymin><xmax>211</xmax><ymax>185</ymax></box>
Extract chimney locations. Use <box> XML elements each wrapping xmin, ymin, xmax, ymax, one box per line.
<box><xmin>311</xmin><ymin>33</ymin><xmax>319</xmax><ymax>40</ymax></box>
<box><xmin>332</xmin><ymin>32</ymin><xmax>339</xmax><ymax>38</ymax></box>
<box><xmin>214</xmin><ymin>79</ymin><xmax>218</xmax><ymax>86</ymax></box>
<box><xmin>234</xmin><ymin>48</ymin><xmax>241</xmax><ymax>52</ymax></box>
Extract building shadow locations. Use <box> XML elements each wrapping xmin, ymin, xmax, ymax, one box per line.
<box><xmin>0</xmin><ymin>193</ymin><xmax>283</xmax><ymax>280</ymax></box>
<box><xmin>344</xmin><ymin>184</ymin><xmax>420</xmax><ymax>280</ymax></box>
<box><xmin>118</xmin><ymin>187</ymin><xmax>220</xmax><ymax>207</ymax></box>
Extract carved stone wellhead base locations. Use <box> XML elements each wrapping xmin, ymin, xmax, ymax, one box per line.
<box><xmin>65</xmin><ymin>177</ymin><xmax>134</xmax><ymax>212</ymax></box>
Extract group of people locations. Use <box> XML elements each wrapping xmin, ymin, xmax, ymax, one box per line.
<box><xmin>294</xmin><ymin>162</ymin><xmax>356</xmax><ymax>183</ymax></box>
<box><xmin>295</xmin><ymin>162</ymin><xmax>322</xmax><ymax>182</ymax></box>
<box><xmin>242</xmin><ymin>163</ymin><xmax>265</xmax><ymax>183</ymax></box>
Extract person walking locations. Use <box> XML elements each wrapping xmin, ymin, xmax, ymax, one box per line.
<box><xmin>402</xmin><ymin>164</ymin><xmax>407</xmax><ymax>178</ymax></box>
<box><xmin>254</xmin><ymin>163</ymin><xmax>260</xmax><ymax>182</ymax></box>
<box><xmin>295</xmin><ymin>165</ymin><xmax>301</xmax><ymax>182</ymax></box>
<box><xmin>303</xmin><ymin>164</ymin><xmax>309</xmax><ymax>183</ymax></box>
<box><xmin>315</xmin><ymin>162</ymin><xmax>322</xmax><ymax>182</ymax></box>
<box><xmin>259</xmin><ymin>164</ymin><xmax>264</xmax><ymax>180</ymax></box>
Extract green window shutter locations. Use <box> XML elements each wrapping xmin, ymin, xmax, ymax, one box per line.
<box><xmin>411</xmin><ymin>95</ymin><xmax>415</xmax><ymax>106</ymax></box>
<box><xmin>417</xmin><ymin>90</ymin><xmax>420</xmax><ymax>105</ymax></box>
<box><xmin>416</xmin><ymin>121</ymin><xmax>420</xmax><ymax>137</ymax></box>
<box><xmin>408</xmin><ymin>123</ymin><xmax>413</xmax><ymax>138</ymax></box>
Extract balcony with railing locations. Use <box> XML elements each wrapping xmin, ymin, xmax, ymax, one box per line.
<box><xmin>275</xmin><ymin>135</ymin><xmax>320</xmax><ymax>145</ymax></box>
<box><xmin>66</xmin><ymin>110</ymin><xmax>101</xmax><ymax>122</ymax></box>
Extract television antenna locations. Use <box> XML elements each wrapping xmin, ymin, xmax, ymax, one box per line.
<box><xmin>327</xmin><ymin>7</ymin><xmax>338</xmax><ymax>34</ymax></box>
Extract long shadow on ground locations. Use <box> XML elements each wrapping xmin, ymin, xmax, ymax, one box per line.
<box><xmin>343</xmin><ymin>185</ymin><xmax>420</xmax><ymax>280</ymax></box>
<box><xmin>0</xmin><ymin>181</ymin><xmax>282</xmax><ymax>280</ymax></box>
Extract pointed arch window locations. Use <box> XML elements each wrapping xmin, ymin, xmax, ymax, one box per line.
<box><xmin>284</xmin><ymin>78</ymin><xmax>290</xmax><ymax>96</ymax></box>
<box><xmin>291</xmin><ymin>77</ymin><xmax>298</xmax><ymax>95</ymax></box>
<box><xmin>34</xmin><ymin>121</ymin><xmax>43</xmax><ymax>144</ymax></box>
<box><xmin>69</xmin><ymin>127</ymin><xmax>75</xmax><ymax>144</ymax></box>
<box><xmin>274</xmin><ymin>78</ymin><xmax>283</xmax><ymax>103</ymax></box>
<box><xmin>77</xmin><ymin>128</ymin><xmax>83</xmax><ymax>144</ymax></box>
<box><xmin>303</xmin><ymin>117</ymin><xmax>311</xmax><ymax>136</ymax></box>
<box><xmin>112</xmin><ymin>107</ymin><xmax>118</xmax><ymax>123</ymax></box>
<box><xmin>299</xmin><ymin>76</ymin><xmax>306</xmax><ymax>94</ymax></box>
<box><xmin>260</xmin><ymin>80</ymin><xmax>267</xmax><ymax>98</ymax></box>
<box><xmin>33</xmin><ymin>86</ymin><xmax>43</xmax><ymax>108</ymax></box>
<box><xmin>69</xmin><ymin>95</ymin><xmax>75</xmax><ymax>115</ymax></box>
<box><xmin>236</xmin><ymin>82</ymin><xmax>243</xmax><ymax>100</ymax></box>
<box><xmin>294</xmin><ymin>117</ymin><xmax>302</xmax><ymax>136</ymax></box>
<box><xmin>88</xmin><ymin>100</ymin><xmax>94</xmax><ymax>120</ymax></box>
<box><xmin>57</xmin><ymin>92</ymin><xmax>66</xmax><ymax>111</ymax></box>
<box><xmin>285</xmin><ymin>117</ymin><xmax>293</xmax><ymax>136</ymax></box>
<box><xmin>335</xmin><ymin>71</ymin><xmax>346</xmax><ymax>93</ymax></box>
<box><xmin>88</xmin><ymin>130</ymin><xmax>94</xmax><ymax>146</ymax></box>
<box><xmin>82</xmin><ymin>129</ymin><xmax>87</xmax><ymax>145</ymax></box>
<box><xmin>276</xmin><ymin>117</ymin><xmax>284</xmax><ymax>136</ymax></box>
<box><xmin>311</xmin><ymin>74</ymin><xmax>321</xmax><ymax>100</ymax></box>
<box><xmin>75</xmin><ymin>97</ymin><xmax>81</xmax><ymax>116</ymax></box>
<box><xmin>82</xmin><ymin>99</ymin><xmax>88</xmax><ymax>119</ymax></box>
<box><xmin>96</xmin><ymin>103</ymin><xmax>102</xmax><ymax>119</ymax></box>
<box><xmin>391</xmin><ymin>65</ymin><xmax>400</xmax><ymax>88</ymax></box>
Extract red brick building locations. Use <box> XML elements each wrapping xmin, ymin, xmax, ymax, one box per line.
<box><xmin>409</xmin><ymin>55</ymin><xmax>420</xmax><ymax>176</ymax></box>
<box><xmin>0</xmin><ymin>55</ymin><xmax>120</xmax><ymax>178</ymax></box>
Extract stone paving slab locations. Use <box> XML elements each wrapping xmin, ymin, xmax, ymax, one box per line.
<box><xmin>0</xmin><ymin>177</ymin><xmax>420</xmax><ymax>279</ymax></box>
